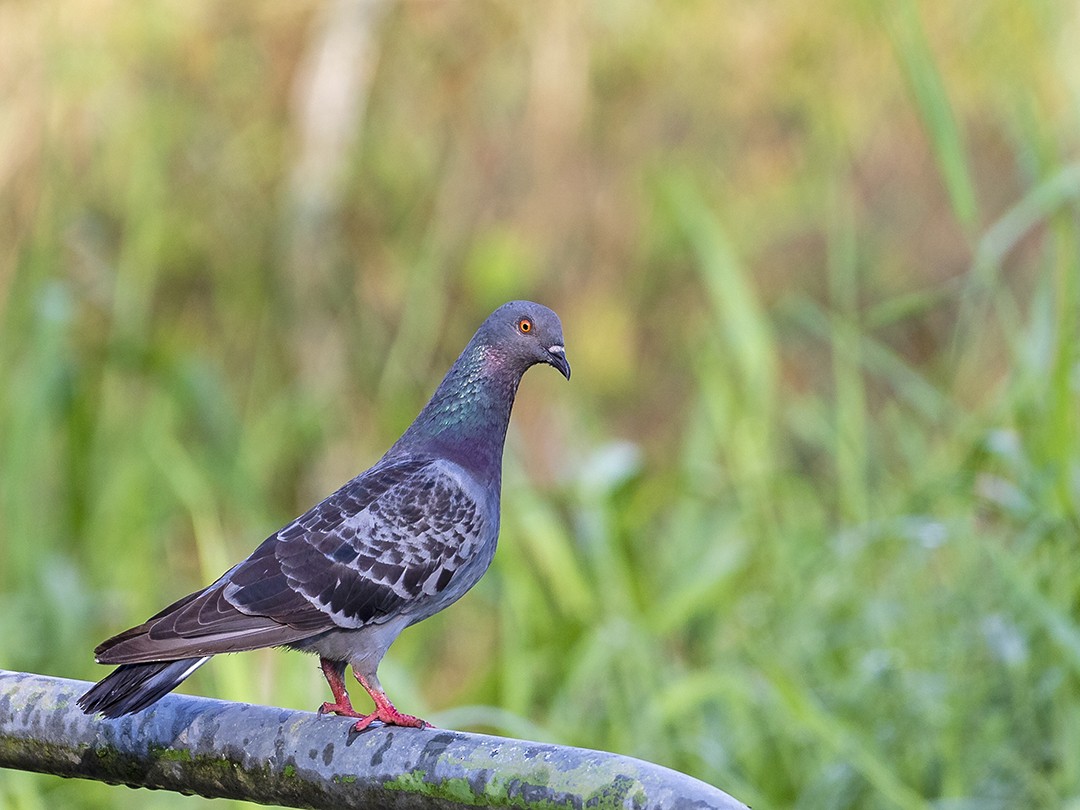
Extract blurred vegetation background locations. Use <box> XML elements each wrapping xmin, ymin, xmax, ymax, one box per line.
<box><xmin>2</xmin><ymin>1</ymin><xmax>1079</xmax><ymax>808</ymax></box>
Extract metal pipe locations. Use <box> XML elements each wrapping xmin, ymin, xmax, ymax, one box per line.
<box><xmin>0</xmin><ymin>669</ymin><xmax>746</xmax><ymax>809</ymax></box>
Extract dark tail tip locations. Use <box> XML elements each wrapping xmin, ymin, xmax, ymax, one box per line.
<box><xmin>78</xmin><ymin>658</ymin><xmax>208</xmax><ymax>718</ymax></box>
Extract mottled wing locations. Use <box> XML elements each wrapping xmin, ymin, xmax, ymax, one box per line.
<box><xmin>228</xmin><ymin>456</ymin><xmax>491</xmax><ymax>627</ymax></box>
<box><xmin>96</xmin><ymin>457</ymin><xmax>491</xmax><ymax>664</ymax></box>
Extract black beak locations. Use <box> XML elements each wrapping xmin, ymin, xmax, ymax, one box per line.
<box><xmin>546</xmin><ymin>346</ymin><xmax>571</xmax><ymax>380</ymax></box>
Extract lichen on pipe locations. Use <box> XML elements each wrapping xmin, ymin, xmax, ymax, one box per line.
<box><xmin>0</xmin><ymin>670</ymin><xmax>748</xmax><ymax>810</ymax></box>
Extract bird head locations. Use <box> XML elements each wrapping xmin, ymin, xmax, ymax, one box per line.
<box><xmin>481</xmin><ymin>300</ymin><xmax>571</xmax><ymax>381</ymax></box>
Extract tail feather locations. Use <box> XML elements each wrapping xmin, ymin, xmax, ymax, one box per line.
<box><xmin>77</xmin><ymin>657</ymin><xmax>210</xmax><ymax>718</ymax></box>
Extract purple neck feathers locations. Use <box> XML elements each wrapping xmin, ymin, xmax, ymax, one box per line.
<box><xmin>389</xmin><ymin>341</ymin><xmax>526</xmax><ymax>478</ymax></box>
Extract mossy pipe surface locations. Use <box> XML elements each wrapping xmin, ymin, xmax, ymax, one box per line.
<box><xmin>0</xmin><ymin>670</ymin><xmax>747</xmax><ymax>810</ymax></box>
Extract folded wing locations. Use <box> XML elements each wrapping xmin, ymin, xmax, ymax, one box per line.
<box><xmin>95</xmin><ymin>457</ymin><xmax>489</xmax><ymax>664</ymax></box>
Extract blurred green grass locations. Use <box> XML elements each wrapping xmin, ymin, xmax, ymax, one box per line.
<box><xmin>2</xmin><ymin>1</ymin><xmax>1079</xmax><ymax>808</ymax></box>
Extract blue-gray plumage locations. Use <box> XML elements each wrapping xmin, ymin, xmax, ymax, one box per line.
<box><xmin>78</xmin><ymin>301</ymin><xmax>570</xmax><ymax>730</ymax></box>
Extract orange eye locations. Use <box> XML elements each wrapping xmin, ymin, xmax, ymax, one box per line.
<box><xmin>518</xmin><ymin>318</ymin><xmax>532</xmax><ymax>333</ymax></box>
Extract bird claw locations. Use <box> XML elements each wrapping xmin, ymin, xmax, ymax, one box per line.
<box><xmin>351</xmin><ymin>706</ymin><xmax>430</xmax><ymax>732</ymax></box>
<box><xmin>319</xmin><ymin>701</ymin><xmax>364</xmax><ymax>718</ymax></box>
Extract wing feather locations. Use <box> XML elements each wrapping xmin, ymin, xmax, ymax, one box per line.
<box><xmin>95</xmin><ymin>456</ymin><xmax>491</xmax><ymax>664</ymax></box>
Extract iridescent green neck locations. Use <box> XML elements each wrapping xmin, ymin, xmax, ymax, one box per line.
<box><xmin>391</xmin><ymin>342</ymin><xmax>522</xmax><ymax>477</ymax></box>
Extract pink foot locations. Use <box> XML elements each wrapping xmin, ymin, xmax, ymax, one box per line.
<box><xmin>318</xmin><ymin>700</ymin><xmax>364</xmax><ymax>718</ymax></box>
<box><xmin>319</xmin><ymin>660</ymin><xmax>432</xmax><ymax>732</ymax></box>
<box><xmin>352</xmin><ymin>703</ymin><xmax>430</xmax><ymax>732</ymax></box>
<box><xmin>317</xmin><ymin>658</ymin><xmax>364</xmax><ymax>718</ymax></box>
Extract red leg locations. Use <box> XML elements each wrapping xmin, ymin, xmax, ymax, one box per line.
<box><xmin>317</xmin><ymin>658</ymin><xmax>364</xmax><ymax>718</ymax></box>
<box><xmin>350</xmin><ymin>673</ymin><xmax>430</xmax><ymax>732</ymax></box>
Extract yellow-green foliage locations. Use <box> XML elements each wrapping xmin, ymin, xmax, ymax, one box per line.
<box><xmin>1</xmin><ymin>2</ymin><xmax>1078</xmax><ymax>808</ymax></box>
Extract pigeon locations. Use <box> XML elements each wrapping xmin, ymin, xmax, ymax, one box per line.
<box><xmin>78</xmin><ymin>300</ymin><xmax>570</xmax><ymax>731</ymax></box>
